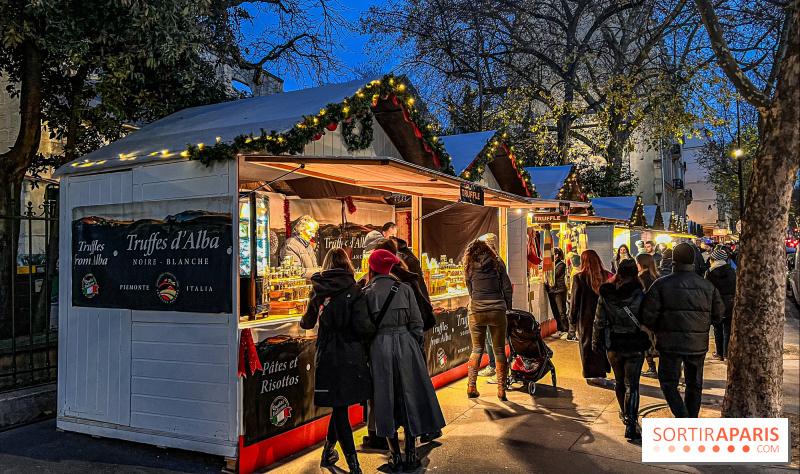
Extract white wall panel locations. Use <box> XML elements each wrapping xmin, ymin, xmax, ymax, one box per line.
<box><xmin>301</xmin><ymin>124</ymin><xmax>402</xmax><ymax>159</ymax></box>
<box><xmin>132</xmin><ymin>160</ymin><xmax>231</xmax><ymax>202</ymax></box>
<box><xmin>58</xmin><ymin>160</ymin><xmax>240</xmax><ymax>455</ymax></box>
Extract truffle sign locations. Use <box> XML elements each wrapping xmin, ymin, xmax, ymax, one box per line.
<box><xmin>460</xmin><ymin>182</ymin><xmax>484</xmax><ymax>206</ymax></box>
<box><xmin>71</xmin><ymin>210</ymin><xmax>233</xmax><ymax>313</ymax></box>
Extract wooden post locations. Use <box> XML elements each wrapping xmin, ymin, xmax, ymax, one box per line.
<box><xmin>411</xmin><ymin>196</ymin><xmax>422</xmax><ymax>257</ymax></box>
<box><xmin>498</xmin><ymin>207</ymin><xmax>508</xmax><ymax>262</ymax></box>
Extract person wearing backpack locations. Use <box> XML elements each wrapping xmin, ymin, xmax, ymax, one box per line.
<box><xmin>592</xmin><ymin>259</ymin><xmax>650</xmax><ymax>440</ymax></box>
<box><xmin>363</xmin><ymin>249</ymin><xmax>446</xmax><ymax>472</ymax></box>
<box><xmin>301</xmin><ymin>248</ymin><xmax>374</xmax><ymax>474</ymax></box>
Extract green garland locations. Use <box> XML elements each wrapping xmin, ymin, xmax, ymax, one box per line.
<box><xmin>455</xmin><ymin>129</ymin><xmax>537</xmax><ymax>197</ymax></box>
<box><xmin>184</xmin><ymin>74</ymin><xmax>455</xmax><ymax>175</ymax></box>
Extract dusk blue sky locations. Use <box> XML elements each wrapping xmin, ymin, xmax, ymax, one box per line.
<box><xmin>240</xmin><ymin>0</ymin><xmax>381</xmax><ymax>92</ymax></box>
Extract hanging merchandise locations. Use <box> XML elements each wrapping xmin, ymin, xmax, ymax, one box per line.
<box><xmin>284</xmin><ymin>198</ymin><xmax>291</xmax><ymax>238</ymax></box>
<box><xmin>238</xmin><ymin>328</ymin><xmax>263</xmax><ymax>378</ymax></box>
<box><xmin>527</xmin><ymin>227</ymin><xmax>542</xmax><ymax>267</ymax></box>
<box><xmin>542</xmin><ymin>225</ymin><xmax>554</xmax><ymax>272</ymax></box>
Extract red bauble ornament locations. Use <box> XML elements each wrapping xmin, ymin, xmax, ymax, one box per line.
<box><xmin>313</xmin><ymin>133</ymin><xmax>323</xmax><ymax>141</ymax></box>
<box><xmin>326</xmin><ymin>122</ymin><xmax>338</xmax><ymax>131</ymax></box>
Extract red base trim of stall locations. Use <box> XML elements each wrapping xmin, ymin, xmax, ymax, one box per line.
<box><xmin>237</xmin><ymin>336</ymin><xmax>542</xmax><ymax>472</ymax></box>
<box><xmin>540</xmin><ymin>318</ymin><xmax>557</xmax><ymax>338</ymax></box>
<box><xmin>238</xmin><ymin>404</ymin><xmax>363</xmax><ymax>474</ymax></box>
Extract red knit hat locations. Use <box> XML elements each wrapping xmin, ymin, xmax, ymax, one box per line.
<box><xmin>369</xmin><ymin>249</ymin><xmax>400</xmax><ymax>275</ymax></box>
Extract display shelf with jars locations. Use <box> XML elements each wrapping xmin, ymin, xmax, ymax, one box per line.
<box><xmin>264</xmin><ymin>257</ymin><xmax>312</xmax><ymax>319</ymax></box>
<box><xmin>421</xmin><ymin>254</ymin><xmax>468</xmax><ymax>302</ymax></box>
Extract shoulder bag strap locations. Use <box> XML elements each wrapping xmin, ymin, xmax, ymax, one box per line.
<box><xmin>371</xmin><ymin>282</ymin><xmax>400</xmax><ymax>330</ymax></box>
<box><xmin>622</xmin><ymin>305</ymin><xmax>641</xmax><ymax>329</ymax></box>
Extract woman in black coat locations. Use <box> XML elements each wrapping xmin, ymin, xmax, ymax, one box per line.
<box><xmin>364</xmin><ymin>249</ymin><xmax>446</xmax><ymax>472</ymax></box>
<box><xmin>569</xmin><ymin>250</ymin><xmax>612</xmax><ymax>382</ymax></box>
<box><xmin>592</xmin><ymin>259</ymin><xmax>650</xmax><ymax>440</ymax></box>
<box><xmin>301</xmin><ymin>248</ymin><xmax>373</xmax><ymax>474</ymax></box>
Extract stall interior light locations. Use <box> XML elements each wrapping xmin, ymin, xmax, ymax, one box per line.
<box><xmin>516</xmin><ymin>209</ymin><xmax>522</xmax><ymax>214</ymax></box>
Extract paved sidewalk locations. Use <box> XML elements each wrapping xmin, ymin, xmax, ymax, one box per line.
<box><xmin>266</xmin><ymin>332</ymin><xmax>799</xmax><ymax>474</ymax></box>
<box><xmin>1</xmin><ymin>302</ymin><xmax>798</xmax><ymax>473</ymax></box>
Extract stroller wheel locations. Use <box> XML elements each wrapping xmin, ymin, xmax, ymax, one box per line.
<box><xmin>528</xmin><ymin>381</ymin><xmax>537</xmax><ymax>395</ymax></box>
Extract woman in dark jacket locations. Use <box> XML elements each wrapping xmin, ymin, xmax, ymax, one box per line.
<box><xmin>635</xmin><ymin>253</ymin><xmax>661</xmax><ymax>376</ymax></box>
<box><xmin>611</xmin><ymin>244</ymin><xmax>633</xmax><ymax>275</ymax></box>
<box><xmin>570</xmin><ymin>250</ymin><xmax>611</xmax><ymax>382</ymax></box>
<box><xmin>301</xmin><ymin>248</ymin><xmax>373</xmax><ymax>474</ymax></box>
<box><xmin>705</xmin><ymin>248</ymin><xmax>736</xmax><ymax>360</ymax></box>
<box><xmin>658</xmin><ymin>249</ymin><xmax>674</xmax><ymax>277</ymax></box>
<box><xmin>592</xmin><ymin>259</ymin><xmax>649</xmax><ymax>439</ymax></box>
<box><xmin>464</xmin><ymin>239</ymin><xmax>513</xmax><ymax>401</ymax></box>
<box><xmin>364</xmin><ymin>250</ymin><xmax>446</xmax><ymax>472</ymax></box>
<box><xmin>635</xmin><ymin>253</ymin><xmax>660</xmax><ymax>291</ymax></box>
<box><xmin>546</xmin><ymin>248</ymin><xmax>570</xmax><ymax>337</ymax></box>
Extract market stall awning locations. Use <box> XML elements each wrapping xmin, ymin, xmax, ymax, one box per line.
<box><xmin>590</xmin><ymin>196</ymin><xmax>647</xmax><ymax>226</ymax></box>
<box><xmin>643</xmin><ymin>205</ymin><xmax>665</xmax><ymax>230</ymax></box>
<box><xmin>438</xmin><ymin>130</ymin><xmax>497</xmax><ymax>174</ymax></box>
<box><xmin>437</xmin><ymin>130</ymin><xmax>532</xmax><ymax>197</ymax></box>
<box><xmin>243</xmin><ymin>155</ymin><xmax>531</xmax><ymax>207</ymax></box>
<box><xmin>54</xmin><ymin>75</ymin><xmax>450</xmax><ymax>178</ymax></box>
<box><xmin>524</xmin><ymin>165</ymin><xmax>575</xmax><ymax>200</ymax></box>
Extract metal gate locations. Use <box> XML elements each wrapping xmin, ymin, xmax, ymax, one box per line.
<box><xmin>0</xmin><ymin>183</ymin><xmax>59</xmax><ymax>393</ymax></box>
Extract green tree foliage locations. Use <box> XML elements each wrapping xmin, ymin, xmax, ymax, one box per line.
<box><xmin>573</xmin><ymin>160</ymin><xmax>640</xmax><ymax>198</ymax></box>
<box><xmin>696</xmin><ymin>124</ymin><xmax>757</xmax><ymax>225</ymax></box>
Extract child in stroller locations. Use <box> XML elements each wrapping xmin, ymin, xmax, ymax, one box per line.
<box><xmin>506</xmin><ymin>309</ymin><xmax>557</xmax><ymax>395</ymax></box>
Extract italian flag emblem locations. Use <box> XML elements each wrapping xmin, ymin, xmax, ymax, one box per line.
<box><xmin>271</xmin><ymin>407</ymin><xmax>292</xmax><ymax>425</ymax></box>
<box><xmin>83</xmin><ymin>284</ymin><xmax>98</xmax><ymax>296</ymax></box>
<box><xmin>270</xmin><ymin>396</ymin><xmax>292</xmax><ymax>426</ymax></box>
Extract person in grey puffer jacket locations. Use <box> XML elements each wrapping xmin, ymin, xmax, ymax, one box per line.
<box><xmin>642</xmin><ymin>243</ymin><xmax>724</xmax><ymax>418</ymax></box>
<box><xmin>364</xmin><ymin>250</ymin><xmax>445</xmax><ymax>472</ymax></box>
<box><xmin>464</xmin><ymin>239</ymin><xmax>513</xmax><ymax>401</ymax></box>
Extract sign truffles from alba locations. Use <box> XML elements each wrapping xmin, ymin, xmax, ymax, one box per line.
<box><xmin>72</xmin><ymin>210</ymin><xmax>233</xmax><ymax>313</ymax></box>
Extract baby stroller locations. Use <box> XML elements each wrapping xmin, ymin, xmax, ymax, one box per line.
<box><xmin>506</xmin><ymin>309</ymin><xmax>557</xmax><ymax>395</ymax></box>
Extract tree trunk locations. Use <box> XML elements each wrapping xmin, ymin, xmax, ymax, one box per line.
<box><xmin>0</xmin><ymin>39</ymin><xmax>44</xmax><ymax>330</ymax></box>
<box><xmin>556</xmin><ymin>83</ymin><xmax>575</xmax><ymax>165</ymax></box>
<box><xmin>722</xmin><ymin>6</ymin><xmax>800</xmax><ymax>418</ymax></box>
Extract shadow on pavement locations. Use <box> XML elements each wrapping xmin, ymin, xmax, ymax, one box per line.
<box><xmin>0</xmin><ymin>418</ymin><xmax>224</xmax><ymax>474</ymax></box>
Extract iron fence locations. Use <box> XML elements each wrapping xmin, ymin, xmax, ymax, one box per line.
<box><xmin>0</xmin><ymin>184</ymin><xmax>59</xmax><ymax>393</ymax></box>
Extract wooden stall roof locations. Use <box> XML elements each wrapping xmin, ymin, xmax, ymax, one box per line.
<box><xmin>243</xmin><ymin>155</ymin><xmax>534</xmax><ymax>207</ymax></box>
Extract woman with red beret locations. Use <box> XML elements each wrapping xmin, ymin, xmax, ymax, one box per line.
<box><xmin>364</xmin><ymin>249</ymin><xmax>446</xmax><ymax>472</ymax></box>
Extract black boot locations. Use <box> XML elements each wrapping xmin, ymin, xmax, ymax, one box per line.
<box><xmin>624</xmin><ymin>386</ymin><xmax>641</xmax><ymax>440</ymax></box>
<box><xmin>403</xmin><ymin>433</ymin><xmax>421</xmax><ymax>472</ymax></box>
<box><xmin>625</xmin><ymin>419</ymin><xmax>642</xmax><ymax>440</ymax></box>
<box><xmin>387</xmin><ymin>434</ymin><xmax>403</xmax><ymax>472</ymax></box>
<box><xmin>363</xmin><ymin>430</ymin><xmax>389</xmax><ymax>450</ymax></box>
<box><xmin>320</xmin><ymin>440</ymin><xmax>339</xmax><ymax>467</ymax></box>
<box><xmin>345</xmin><ymin>453</ymin><xmax>363</xmax><ymax>474</ymax></box>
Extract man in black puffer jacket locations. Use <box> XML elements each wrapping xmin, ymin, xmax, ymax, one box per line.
<box><xmin>642</xmin><ymin>243</ymin><xmax>724</xmax><ymax>418</ymax></box>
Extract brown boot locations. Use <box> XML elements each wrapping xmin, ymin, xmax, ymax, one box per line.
<box><xmin>496</xmin><ymin>362</ymin><xmax>509</xmax><ymax>401</ymax></box>
<box><xmin>467</xmin><ymin>358</ymin><xmax>480</xmax><ymax>398</ymax></box>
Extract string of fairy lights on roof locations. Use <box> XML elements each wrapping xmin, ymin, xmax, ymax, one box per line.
<box><xmin>70</xmin><ymin>74</ymin><xmax>456</xmax><ymax>174</ymax></box>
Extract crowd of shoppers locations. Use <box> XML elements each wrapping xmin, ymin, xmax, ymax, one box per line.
<box><xmin>302</xmin><ymin>228</ymin><xmax>735</xmax><ymax>468</ymax></box>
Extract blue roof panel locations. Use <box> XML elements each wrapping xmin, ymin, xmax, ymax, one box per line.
<box><xmin>590</xmin><ymin>196</ymin><xmax>638</xmax><ymax>221</ymax></box>
<box><xmin>643</xmin><ymin>205</ymin><xmax>659</xmax><ymax>227</ymax></box>
<box><xmin>437</xmin><ymin>130</ymin><xmax>497</xmax><ymax>174</ymax></box>
<box><xmin>523</xmin><ymin>165</ymin><xmax>572</xmax><ymax>200</ymax></box>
